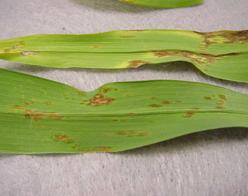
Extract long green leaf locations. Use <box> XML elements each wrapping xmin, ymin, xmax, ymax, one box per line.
<box><xmin>119</xmin><ymin>0</ymin><xmax>204</xmax><ymax>8</ymax></box>
<box><xmin>0</xmin><ymin>68</ymin><xmax>247</xmax><ymax>153</ymax></box>
<box><xmin>0</xmin><ymin>30</ymin><xmax>248</xmax><ymax>83</ymax></box>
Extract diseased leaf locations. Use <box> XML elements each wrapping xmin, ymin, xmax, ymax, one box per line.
<box><xmin>119</xmin><ymin>0</ymin><xmax>204</xmax><ymax>8</ymax></box>
<box><xmin>0</xmin><ymin>30</ymin><xmax>247</xmax><ymax>83</ymax></box>
<box><xmin>0</xmin><ymin>68</ymin><xmax>247</xmax><ymax>153</ymax></box>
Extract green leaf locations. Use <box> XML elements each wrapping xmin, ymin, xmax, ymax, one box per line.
<box><xmin>0</xmin><ymin>30</ymin><xmax>248</xmax><ymax>83</ymax></box>
<box><xmin>0</xmin><ymin>68</ymin><xmax>247</xmax><ymax>153</ymax></box>
<box><xmin>119</xmin><ymin>0</ymin><xmax>204</xmax><ymax>8</ymax></box>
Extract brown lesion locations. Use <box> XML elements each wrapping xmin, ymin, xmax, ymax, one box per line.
<box><xmin>128</xmin><ymin>60</ymin><xmax>149</xmax><ymax>68</ymax></box>
<box><xmin>183</xmin><ymin>108</ymin><xmax>199</xmax><ymax>118</ymax></box>
<box><xmin>13</xmin><ymin>100</ymin><xmax>62</xmax><ymax>120</ymax></box>
<box><xmin>204</xmin><ymin>96</ymin><xmax>212</xmax><ymax>100</ymax></box>
<box><xmin>153</xmin><ymin>50</ymin><xmax>215</xmax><ymax>65</ymax></box>
<box><xmin>149</xmin><ymin>104</ymin><xmax>162</xmax><ymax>108</ymax></box>
<box><xmin>24</xmin><ymin>110</ymin><xmax>44</xmax><ymax>120</ymax></box>
<box><xmin>90</xmin><ymin>44</ymin><xmax>103</xmax><ymax>49</ymax></box>
<box><xmin>54</xmin><ymin>134</ymin><xmax>73</xmax><ymax>143</ymax></box>
<box><xmin>14</xmin><ymin>105</ymin><xmax>25</xmax><ymax>110</ymax></box>
<box><xmin>24</xmin><ymin>110</ymin><xmax>63</xmax><ymax>120</ymax></box>
<box><xmin>24</xmin><ymin>101</ymin><xmax>34</xmax><ymax>106</ymax></box>
<box><xmin>218</xmin><ymin>94</ymin><xmax>227</xmax><ymax>101</ymax></box>
<box><xmin>117</xmin><ymin>130</ymin><xmax>148</xmax><ymax>137</ymax></box>
<box><xmin>162</xmin><ymin>100</ymin><xmax>171</xmax><ymax>105</ymax></box>
<box><xmin>87</xmin><ymin>94</ymin><xmax>114</xmax><ymax>106</ymax></box>
<box><xmin>203</xmin><ymin>94</ymin><xmax>227</xmax><ymax>110</ymax></box>
<box><xmin>149</xmin><ymin>100</ymin><xmax>172</xmax><ymax>108</ymax></box>
<box><xmin>14</xmin><ymin>100</ymin><xmax>34</xmax><ymax>110</ymax></box>
<box><xmin>196</xmin><ymin>30</ymin><xmax>248</xmax><ymax>47</ymax></box>
<box><xmin>216</xmin><ymin>94</ymin><xmax>227</xmax><ymax>109</ymax></box>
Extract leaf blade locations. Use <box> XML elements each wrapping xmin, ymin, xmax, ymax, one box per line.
<box><xmin>0</xmin><ymin>30</ymin><xmax>247</xmax><ymax>83</ymax></box>
<box><xmin>0</xmin><ymin>68</ymin><xmax>247</xmax><ymax>153</ymax></box>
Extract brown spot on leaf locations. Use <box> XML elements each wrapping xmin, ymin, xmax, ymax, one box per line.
<box><xmin>24</xmin><ymin>110</ymin><xmax>44</xmax><ymax>120</ymax></box>
<box><xmin>162</xmin><ymin>100</ymin><xmax>171</xmax><ymax>105</ymax></box>
<box><xmin>149</xmin><ymin>104</ymin><xmax>162</xmax><ymax>108</ymax></box>
<box><xmin>216</xmin><ymin>94</ymin><xmax>227</xmax><ymax>109</ymax></box>
<box><xmin>14</xmin><ymin>105</ymin><xmax>25</xmax><ymax>110</ymax></box>
<box><xmin>128</xmin><ymin>60</ymin><xmax>149</xmax><ymax>68</ymax></box>
<box><xmin>183</xmin><ymin>108</ymin><xmax>199</xmax><ymax>118</ymax></box>
<box><xmin>117</xmin><ymin>130</ymin><xmax>148</xmax><ymax>137</ymax></box>
<box><xmin>153</xmin><ymin>51</ymin><xmax>174</xmax><ymax>57</ymax></box>
<box><xmin>218</xmin><ymin>94</ymin><xmax>227</xmax><ymax>101</ymax></box>
<box><xmin>149</xmin><ymin>100</ymin><xmax>171</xmax><ymax>108</ymax></box>
<box><xmin>88</xmin><ymin>94</ymin><xmax>114</xmax><ymax>106</ymax></box>
<box><xmin>24</xmin><ymin>110</ymin><xmax>63</xmax><ymax>120</ymax></box>
<box><xmin>183</xmin><ymin>111</ymin><xmax>196</xmax><ymax>118</ymax></box>
<box><xmin>216</xmin><ymin>99</ymin><xmax>225</xmax><ymax>109</ymax></box>
<box><xmin>153</xmin><ymin>50</ymin><xmax>215</xmax><ymax>64</ymax></box>
<box><xmin>49</xmin><ymin>113</ymin><xmax>64</xmax><ymax>120</ymax></box>
<box><xmin>54</xmin><ymin>134</ymin><xmax>73</xmax><ymax>143</ymax></box>
<box><xmin>91</xmin><ymin>44</ymin><xmax>103</xmax><ymax>48</ymax></box>
<box><xmin>204</xmin><ymin>96</ymin><xmax>212</xmax><ymax>100</ymax></box>
<box><xmin>24</xmin><ymin>101</ymin><xmax>34</xmax><ymax>106</ymax></box>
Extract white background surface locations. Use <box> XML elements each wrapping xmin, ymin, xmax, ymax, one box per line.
<box><xmin>0</xmin><ymin>0</ymin><xmax>248</xmax><ymax>195</ymax></box>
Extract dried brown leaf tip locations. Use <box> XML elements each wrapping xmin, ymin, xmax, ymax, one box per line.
<box><xmin>197</xmin><ymin>30</ymin><xmax>248</xmax><ymax>47</ymax></box>
<box><xmin>88</xmin><ymin>94</ymin><xmax>114</xmax><ymax>106</ymax></box>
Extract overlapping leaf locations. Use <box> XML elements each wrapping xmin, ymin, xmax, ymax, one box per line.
<box><xmin>0</xmin><ymin>68</ymin><xmax>247</xmax><ymax>153</ymax></box>
<box><xmin>119</xmin><ymin>0</ymin><xmax>203</xmax><ymax>8</ymax></box>
<box><xmin>0</xmin><ymin>30</ymin><xmax>248</xmax><ymax>83</ymax></box>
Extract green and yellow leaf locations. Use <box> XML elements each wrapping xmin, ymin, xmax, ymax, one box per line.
<box><xmin>0</xmin><ymin>68</ymin><xmax>247</xmax><ymax>153</ymax></box>
<box><xmin>0</xmin><ymin>30</ymin><xmax>247</xmax><ymax>83</ymax></box>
